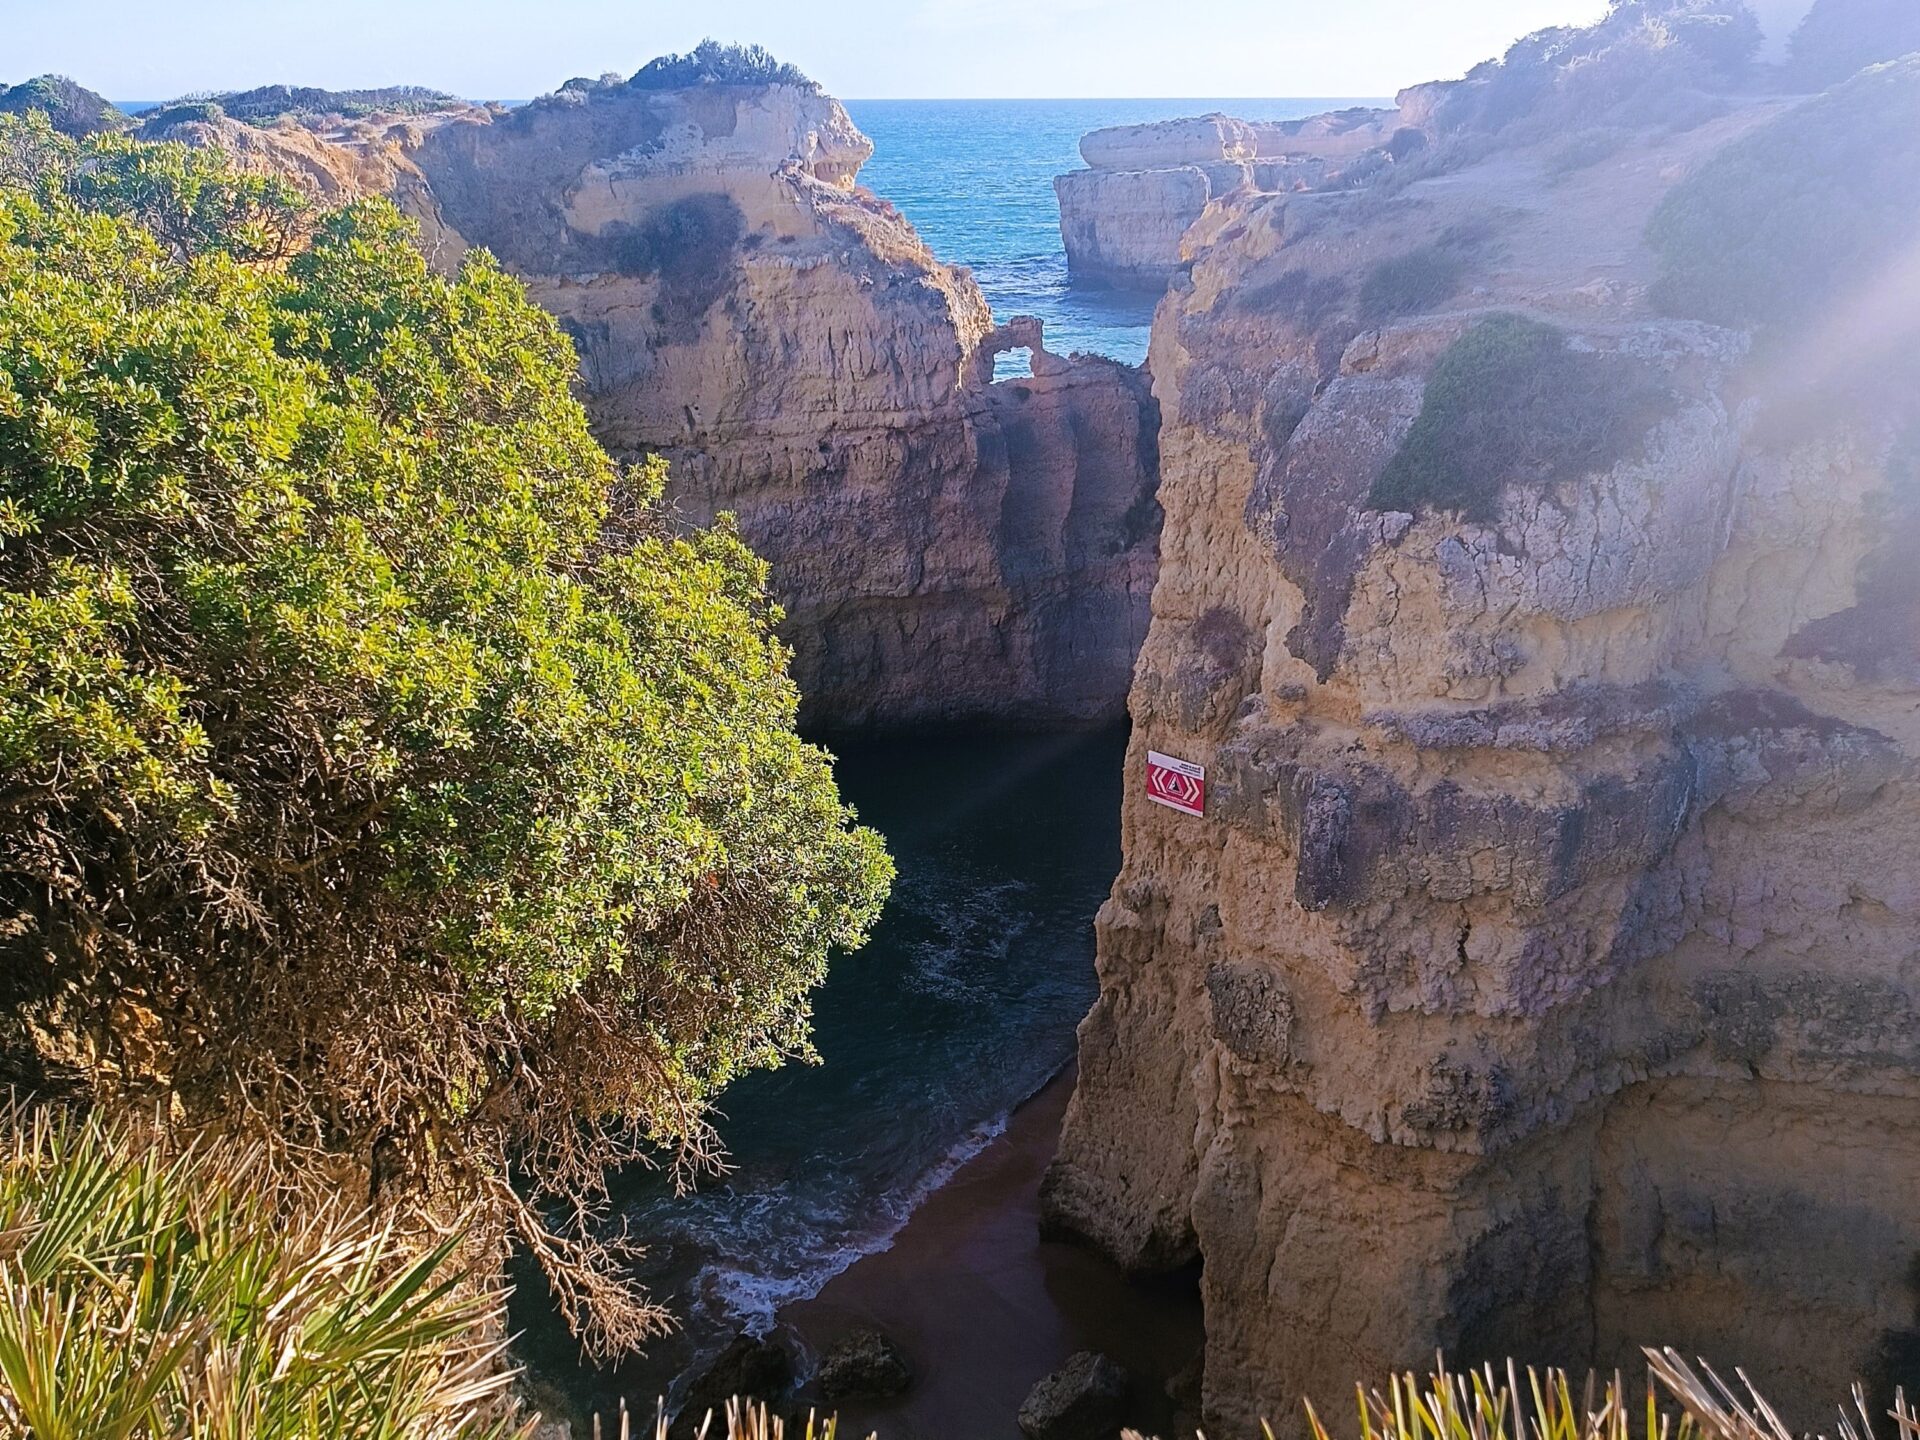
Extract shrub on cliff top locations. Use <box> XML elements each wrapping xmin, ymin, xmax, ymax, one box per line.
<box><xmin>1370</xmin><ymin>314</ymin><xmax>1674</xmax><ymax>522</ymax></box>
<box><xmin>160</xmin><ymin>83</ymin><xmax>461</xmax><ymax>126</ymax></box>
<box><xmin>1786</xmin><ymin>0</ymin><xmax>1920</xmax><ymax>90</ymax></box>
<box><xmin>1357</xmin><ymin>245</ymin><xmax>1470</xmax><ymax>324</ymax></box>
<box><xmin>1431</xmin><ymin>1</ymin><xmax>1758</xmax><ymax>141</ymax></box>
<box><xmin>1647</xmin><ymin>54</ymin><xmax>1920</xmax><ymax>332</ymax></box>
<box><xmin>2</xmin><ymin>113</ymin><xmax>313</xmax><ymax>262</ymax></box>
<box><xmin>0</xmin><ymin>128</ymin><xmax>890</xmax><ymax>1353</ymax></box>
<box><xmin>629</xmin><ymin>41</ymin><xmax>817</xmax><ymax>92</ymax></box>
<box><xmin>0</xmin><ymin>75</ymin><xmax>128</xmax><ymax>138</ymax></box>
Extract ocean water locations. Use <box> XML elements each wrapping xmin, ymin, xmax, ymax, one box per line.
<box><xmin>516</xmin><ymin>728</ymin><xmax>1129</xmax><ymax>1410</ymax></box>
<box><xmin>845</xmin><ymin>98</ymin><xmax>1386</xmax><ymax>374</ymax></box>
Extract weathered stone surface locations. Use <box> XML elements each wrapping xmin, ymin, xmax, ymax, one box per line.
<box><xmin>676</xmin><ymin>1332</ymin><xmax>794</xmax><ymax>1428</ymax></box>
<box><xmin>1017</xmin><ymin>1351</ymin><xmax>1132</xmax><ymax>1440</ymax></box>
<box><xmin>1056</xmin><ymin>164</ymin><xmax>1223</xmax><ymax>290</ymax></box>
<box><xmin>1045</xmin><ymin>54</ymin><xmax>1920</xmax><ymax>1440</ymax></box>
<box><xmin>1054</xmin><ymin>107</ymin><xmax>1401</xmax><ymax>291</ymax></box>
<box><xmin>815</xmin><ymin>1325</ymin><xmax>912</xmax><ymax>1401</ymax></box>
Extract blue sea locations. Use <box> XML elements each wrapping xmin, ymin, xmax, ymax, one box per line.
<box><xmin>845</xmin><ymin>98</ymin><xmax>1386</xmax><ymax>373</ymax></box>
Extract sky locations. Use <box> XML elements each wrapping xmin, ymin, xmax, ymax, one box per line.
<box><xmin>2</xmin><ymin>0</ymin><xmax>1614</xmax><ymax>102</ymax></box>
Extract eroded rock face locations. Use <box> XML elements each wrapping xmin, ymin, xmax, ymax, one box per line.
<box><xmin>408</xmin><ymin>84</ymin><xmax>1161</xmax><ymax>730</ymax></box>
<box><xmin>1045</xmin><ymin>74</ymin><xmax>1920</xmax><ymax>1437</ymax></box>
<box><xmin>171</xmin><ymin>79</ymin><xmax>1160</xmax><ymax>731</ymax></box>
<box><xmin>1054</xmin><ymin>109</ymin><xmax>1401</xmax><ymax>290</ymax></box>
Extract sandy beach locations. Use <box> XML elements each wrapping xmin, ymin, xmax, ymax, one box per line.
<box><xmin>781</xmin><ymin>1065</ymin><xmax>1204</xmax><ymax>1440</ymax></box>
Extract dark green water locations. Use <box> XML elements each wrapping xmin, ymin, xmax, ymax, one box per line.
<box><xmin>518</xmin><ymin>727</ymin><xmax>1128</xmax><ymax>1409</ymax></box>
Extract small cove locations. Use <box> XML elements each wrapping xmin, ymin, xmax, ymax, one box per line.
<box><xmin>515</xmin><ymin>728</ymin><xmax>1134</xmax><ymax>1416</ymax></box>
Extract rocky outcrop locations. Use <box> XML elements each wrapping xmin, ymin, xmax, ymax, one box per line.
<box><xmin>1017</xmin><ymin>1352</ymin><xmax>1133</xmax><ymax>1440</ymax></box>
<box><xmin>815</xmin><ymin>1326</ymin><xmax>912</xmax><ymax>1401</ymax></box>
<box><xmin>1045</xmin><ymin>37</ymin><xmax>1920</xmax><ymax>1438</ymax></box>
<box><xmin>162</xmin><ymin>75</ymin><xmax>1160</xmax><ymax>731</ymax></box>
<box><xmin>1054</xmin><ymin>109</ymin><xmax>1401</xmax><ymax>290</ymax></box>
<box><xmin>0</xmin><ymin>75</ymin><xmax>127</xmax><ymax>136</ymax></box>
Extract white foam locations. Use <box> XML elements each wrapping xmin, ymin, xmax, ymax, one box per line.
<box><xmin>689</xmin><ymin>1105</ymin><xmax>1012</xmax><ymax>1339</ymax></box>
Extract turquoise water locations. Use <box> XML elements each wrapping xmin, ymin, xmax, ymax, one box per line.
<box><xmin>845</xmin><ymin>98</ymin><xmax>1385</xmax><ymax>373</ymax></box>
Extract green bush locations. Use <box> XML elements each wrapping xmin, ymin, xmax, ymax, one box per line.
<box><xmin>629</xmin><ymin>41</ymin><xmax>816</xmax><ymax>92</ymax></box>
<box><xmin>1236</xmin><ymin>267</ymin><xmax>1350</xmax><ymax>328</ymax></box>
<box><xmin>1786</xmin><ymin>0</ymin><xmax>1920</xmax><ymax>89</ymax></box>
<box><xmin>5</xmin><ymin>115</ymin><xmax>312</xmax><ymax>261</ymax></box>
<box><xmin>1357</xmin><ymin>245</ymin><xmax>1469</xmax><ymax>324</ymax></box>
<box><xmin>136</xmin><ymin>101</ymin><xmax>228</xmax><ymax>129</ymax></box>
<box><xmin>164</xmin><ymin>84</ymin><xmax>459</xmax><ymax>125</ymax></box>
<box><xmin>0</xmin><ymin>124</ymin><xmax>890</xmax><ymax>1352</ymax></box>
<box><xmin>1370</xmin><ymin>314</ymin><xmax>1674</xmax><ymax>521</ymax></box>
<box><xmin>1433</xmin><ymin>1</ymin><xmax>1757</xmax><ymax>140</ymax></box>
<box><xmin>0</xmin><ymin>1104</ymin><xmax>527</xmax><ymax>1439</ymax></box>
<box><xmin>1646</xmin><ymin>55</ymin><xmax>1920</xmax><ymax>331</ymax></box>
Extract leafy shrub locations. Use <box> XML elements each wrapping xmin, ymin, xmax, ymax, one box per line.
<box><xmin>0</xmin><ymin>130</ymin><xmax>890</xmax><ymax>1352</ymax></box>
<box><xmin>1369</xmin><ymin>314</ymin><xmax>1674</xmax><ymax>521</ymax></box>
<box><xmin>5</xmin><ymin>115</ymin><xmax>312</xmax><ymax>261</ymax></box>
<box><xmin>1357</xmin><ymin>245</ymin><xmax>1469</xmax><ymax>324</ymax></box>
<box><xmin>1236</xmin><ymin>267</ymin><xmax>1350</xmax><ymax>328</ymax></box>
<box><xmin>1430</xmin><ymin>1</ymin><xmax>1758</xmax><ymax>141</ymax></box>
<box><xmin>0</xmin><ymin>1104</ymin><xmax>527</xmax><ymax>1439</ymax></box>
<box><xmin>629</xmin><ymin>41</ymin><xmax>817</xmax><ymax>92</ymax></box>
<box><xmin>1647</xmin><ymin>55</ymin><xmax>1920</xmax><ymax>331</ymax></box>
<box><xmin>1786</xmin><ymin>0</ymin><xmax>1920</xmax><ymax>89</ymax></box>
<box><xmin>137</xmin><ymin>101</ymin><xmax>228</xmax><ymax>129</ymax></box>
<box><xmin>161</xmin><ymin>83</ymin><xmax>460</xmax><ymax>126</ymax></box>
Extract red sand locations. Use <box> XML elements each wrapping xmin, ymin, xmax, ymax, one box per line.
<box><xmin>781</xmin><ymin>1065</ymin><xmax>1204</xmax><ymax>1439</ymax></box>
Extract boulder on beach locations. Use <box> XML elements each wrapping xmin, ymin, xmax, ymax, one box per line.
<box><xmin>675</xmin><ymin>1332</ymin><xmax>795</xmax><ymax>1431</ymax></box>
<box><xmin>1017</xmin><ymin>1351</ymin><xmax>1132</xmax><ymax>1440</ymax></box>
<box><xmin>816</xmin><ymin>1325</ymin><xmax>913</xmax><ymax>1401</ymax></box>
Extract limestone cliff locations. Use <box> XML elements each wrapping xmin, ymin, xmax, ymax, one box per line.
<box><xmin>1046</xmin><ymin>25</ymin><xmax>1920</xmax><ymax>1434</ymax></box>
<box><xmin>1054</xmin><ymin>110</ymin><xmax>1401</xmax><ymax>290</ymax></box>
<box><xmin>154</xmin><ymin>76</ymin><xmax>1160</xmax><ymax>731</ymax></box>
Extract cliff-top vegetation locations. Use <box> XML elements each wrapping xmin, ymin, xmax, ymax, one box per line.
<box><xmin>629</xmin><ymin>41</ymin><xmax>817</xmax><ymax>92</ymax></box>
<box><xmin>150</xmin><ymin>83</ymin><xmax>463</xmax><ymax>126</ymax></box>
<box><xmin>1786</xmin><ymin>0</ymin><xmax>1920</xmax><ymax>89</ymax></box>
<box><xmin>1370</xmin><ymin>314</ymin><xmax>1674</xmax><ymax>521</ymax></box>
<box><xmin>0</xmin><ymin>112</ymin><xmax>891</xmax><ymax>1353</ymax></box>
<box><xmin>0</xmin><ymin>75</ymin><xmax>128</xmax><ymax>138</ymax></box>
<box><xmin>1647</xmin><ymin>53</ymin><xmax>1920</xmax><ymax>332</ymax></box>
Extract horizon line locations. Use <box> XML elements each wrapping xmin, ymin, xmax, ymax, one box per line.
<box><xmin>112</xmin><ymin>92</ymin><xmax>1399</xmax><ymax>107</ymax></box>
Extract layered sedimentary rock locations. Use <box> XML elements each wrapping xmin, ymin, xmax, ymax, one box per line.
<box><xmin>1045</xmin><ymin>41</ymin><xmax>1920</xmax><ymax>1437</ymax></box>
<box><xmin>153</xmin><ymin>79</ymin><xmax>1160</xmax><ymax>730</ymax></box>
<box><xmin>1054</xmin><ymin>109</ymin><xmax>1400</xmax><ymax>289</ymax></box>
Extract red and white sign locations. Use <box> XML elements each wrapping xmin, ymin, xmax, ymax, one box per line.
<box><xmin>1146</xmin><ymin>750</ymin><xmax>1206</xmax><ymax>817</ymax></box>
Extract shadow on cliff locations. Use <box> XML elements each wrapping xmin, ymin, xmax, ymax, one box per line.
<box><xmin>1865</xmin><ymin>1253</ymin><xmax>1920</xmax><ymax>1425</ymax></box>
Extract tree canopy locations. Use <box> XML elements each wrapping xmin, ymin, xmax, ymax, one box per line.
<box><xmin>0</xmin><ymin>116</ymin><xmax>891</xmax><ymax>1350</ymax></box>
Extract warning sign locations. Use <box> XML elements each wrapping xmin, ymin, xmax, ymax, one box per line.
<box><xmin>1146</xmin><ymin>750</ymin><xmax>1206</xmax><ymax>817</ymax></box>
